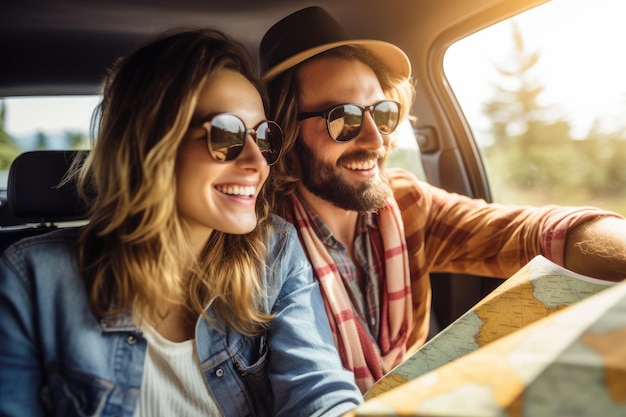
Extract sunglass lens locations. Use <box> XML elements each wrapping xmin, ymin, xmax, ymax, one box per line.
<box><xmin>256</xmin><ymin>121</ymin><xmax>283</xmax><ymax>165</ymax></box>
<box><xmin>208</xmin><ymin>114</ymin><xmax>245</xmax><ymax>162</ymax></box>
<box><xmin>329</xmin><ymin>104</ymin><xmax>361</xmax><ymax>142</ymax></box>
<box><xmin>373</xmin><ymin>101</ymin><xmax>400</xmax><ymax>134</ymax></box>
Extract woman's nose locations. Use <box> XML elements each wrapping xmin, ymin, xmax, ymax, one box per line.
<box><xmin>235</xmin><ymin>133</ymin><xmax>268</xmax><ymax>169</ymax></box>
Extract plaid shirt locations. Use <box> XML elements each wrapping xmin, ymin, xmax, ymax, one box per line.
<box><xmin>300</xmin><ymin>200</ymin><xmax>385</xmax><ymax>341</ymax></box>
<box><xmin>387</xmin><ymin>168</ymin><xmax>622</xmax><ymax>351</ymax></box>
<box><xmin>280</xmin><ymin>168</ymin><xmax>622</xmax><ymax>354</ymax></box>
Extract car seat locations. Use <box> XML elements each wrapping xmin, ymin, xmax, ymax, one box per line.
<box><xmin>0</xmin><ymin>150</ymin><xmax>89</xmax><ymax>252</ymax></box>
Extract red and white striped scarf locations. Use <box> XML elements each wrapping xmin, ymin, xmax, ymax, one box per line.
<box><xmin>288</xmin><ymin>193</ymin><xmax>412</xmax><ymax>392</ymax></box>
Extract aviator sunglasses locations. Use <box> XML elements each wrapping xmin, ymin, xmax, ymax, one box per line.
<box><xmin>298</xmin><ymin>100</ymin><xmax>401</xmax><ymax>143</ymax></box>
<box><xmin>198</xmin><ymin>113</ymin><xmax>284</xmax><ymax>165</ymax></box>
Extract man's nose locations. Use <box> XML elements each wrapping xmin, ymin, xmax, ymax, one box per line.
<box><xmin>354</xmin><ymin>110</ymin><xmax>385</xmax><ymax>149</ymax></box>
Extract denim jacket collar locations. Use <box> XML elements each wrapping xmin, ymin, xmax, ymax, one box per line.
<box><xmin>99</xmin><ymin>311</ymin><xmax>137</xmax><ymax>332</ymax></box>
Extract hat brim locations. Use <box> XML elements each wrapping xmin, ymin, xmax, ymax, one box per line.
<box><xmin>262</xmin><ymin>39</ymin><xmax>411</xmax><ymax>82</ymax></box>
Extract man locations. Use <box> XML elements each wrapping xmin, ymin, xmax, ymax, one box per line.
<box><xmin>259</xmin><ymin>6</ymin><xmax>626</xmax><ymax>392</ymax></box>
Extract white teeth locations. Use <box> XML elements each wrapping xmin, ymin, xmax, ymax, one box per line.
<box><xmin>345</xmin><ymin>160</ymin><xmax>376</xmax><ymax>170</ymax></box>
<box><xmin>216</xmin><ymin>185</ymin><xmax>256</xmax><ymax>196</ymax></box>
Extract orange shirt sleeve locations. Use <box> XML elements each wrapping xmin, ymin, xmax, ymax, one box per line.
<box><xmin>388</xmin><ymin>167</ymin><xmax>622</xmax><ymax>350</ymax></box>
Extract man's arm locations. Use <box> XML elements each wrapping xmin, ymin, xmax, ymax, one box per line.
<box><xmin>564</xmin><ymin>217</ymin><xmax>626</xmax><ymax>281</ymax></box>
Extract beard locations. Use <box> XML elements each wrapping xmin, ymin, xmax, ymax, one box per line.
<box><xmin>295</xmin><ymin>139</ymin><xmax>392</xmax><ymax>212</ymax></box>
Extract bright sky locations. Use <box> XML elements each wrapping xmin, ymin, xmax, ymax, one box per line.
<box><xmin>4</xmin><ymin>96</ymin><xmax>100</xmax><ymax>137</ymax></box>
<box><xmin>4</xmin><ymin>0</ymin><xmax>626</xmax><ymax>145</ymax></box>
<box><xmin>445</xmin><ymin>0</ymin><xmax>626</xmax><ymax>142</ymax></box>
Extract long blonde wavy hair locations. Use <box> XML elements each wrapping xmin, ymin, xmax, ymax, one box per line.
<box><xmin>265</xmin><ymin>45</ymin><xmax>415</xmax><ymax>216</ymax></box>
<box><xmin>75</xmin><ymin>28</ymin><xmax>273</xmax><ymax>336</ymax></box>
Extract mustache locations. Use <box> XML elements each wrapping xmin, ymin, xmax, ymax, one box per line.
<box><xmin>337</xmin><ymin>149</ymin><xmax>386</xmax><ymax>166</ymax></box>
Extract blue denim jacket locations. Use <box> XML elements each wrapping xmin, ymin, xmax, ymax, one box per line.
<box><xmin>0</xmin><ymin>215</ymin><xmax>362</xmax><ymax>417</ymax></box>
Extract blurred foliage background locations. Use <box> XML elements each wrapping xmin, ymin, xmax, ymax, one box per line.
<box><xmin>480</xmin><ymin>23</ymin><xmax>626</xmax><ymax>214</ymax></box>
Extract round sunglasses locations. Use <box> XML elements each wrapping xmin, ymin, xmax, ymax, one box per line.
<box><xmin>198</xmin><ymin>113</ymin><xmax>284</xmax><ymax>165</ymax></box>
<box><xmin>298</xmin><ymin>100</ymin><xmax>401</xmax><ymax>143</ymax></box>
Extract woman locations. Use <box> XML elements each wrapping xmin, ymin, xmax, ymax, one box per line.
<box><xmin>0</xmin><ymin>28</ymin><xmax>362</xmax><ymax>416</ymax></box>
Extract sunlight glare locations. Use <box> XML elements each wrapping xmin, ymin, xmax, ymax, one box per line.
<box><xmin>444</xmin><ymin>0</ymin><xmax>626</xmax><ymax>142</ymax></box>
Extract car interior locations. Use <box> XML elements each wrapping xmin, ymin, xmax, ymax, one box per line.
<box><xmin>0</xmin><ymin>0</ymin><xmax>595</xmax><ymax>335</ymax></box>
<box><xmin>0</xmin><ymin>150</ymin><xmax>87</xmax><ymax>252</ymax></box>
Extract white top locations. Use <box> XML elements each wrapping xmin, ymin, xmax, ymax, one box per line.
<box><xmin>134</xmin><ymin>324</ymin><xmax>222</xmax><ymax>417</ymax></box>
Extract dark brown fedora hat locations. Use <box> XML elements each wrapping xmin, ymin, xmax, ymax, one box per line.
<box><xmin>259</xmin><ymin>6</ymin><xmax>411</xmax><ymax>82</ymax></box>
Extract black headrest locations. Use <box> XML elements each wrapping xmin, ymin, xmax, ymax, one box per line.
<box><xmin>7</xmin><ymin>150</ymin><xmax>89</xmax><ymax>223</ymax></box>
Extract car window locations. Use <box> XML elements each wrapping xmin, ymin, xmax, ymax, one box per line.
<box><xmin>0</xmin><ymin>96</ymin><xmax>99</xmax><ymax>187</ymax></box>
<box><xmin>444</xmin><ymin>0</ymin><xmax>626</xmax><ymax>214</ymax></box>
<box><xmin>387</xmin><ymin>118</ymin><xmax>427</xmax><ymax>181</ymax></box>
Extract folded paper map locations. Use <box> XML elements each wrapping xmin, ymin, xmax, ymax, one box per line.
<box><xmin>365</xmin><ymin>255</ymin><xmax>615</xmax><ymax>400</ymax></box>
<box><xmin>353</xmin><ymin>255</ymin><xmax>625</xmax><ymax>416</ymax></box>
